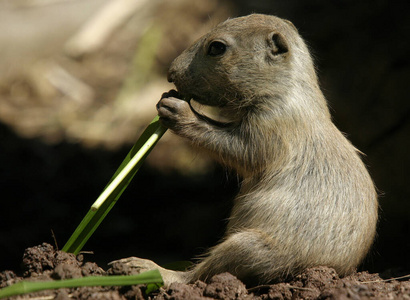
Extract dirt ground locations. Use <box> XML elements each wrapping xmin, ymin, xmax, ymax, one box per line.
<box><xmin>1</xmin><ymin>243</ymin><xmax>409</xmax><ymax>299</ymax></box>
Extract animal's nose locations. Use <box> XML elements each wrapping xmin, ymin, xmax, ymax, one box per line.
<box><xmin>167</xmin><ymin>68</ymin><xmax>176</xmax><ymax>83</ymax></box>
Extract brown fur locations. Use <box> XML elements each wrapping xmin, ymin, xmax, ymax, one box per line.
<box><xmin>112</xmin><ymin>14</ymin><xmax>378</xmax><ymax>286</ymax></box>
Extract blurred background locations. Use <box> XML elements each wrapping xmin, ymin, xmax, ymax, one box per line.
<box><xmin>0</xmin><ymin>0</ymin><xmax>408</xmax><ymax>275</ymax></box>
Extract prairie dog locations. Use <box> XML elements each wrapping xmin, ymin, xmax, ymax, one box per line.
<box><xmin>113</xmin><ymin>14</ymin><xmax>378</xmax><ymax>286</ymax></box>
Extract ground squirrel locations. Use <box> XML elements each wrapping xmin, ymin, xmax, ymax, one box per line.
<box><xmin>112</xmin><ymin>14</ymin><xmax>378</xmax><ymax>286</ymax></box>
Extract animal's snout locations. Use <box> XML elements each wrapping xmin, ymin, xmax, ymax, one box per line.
<box><xmin>167</xmin><ymin>68</ymin><xmax>176</xmax><ymax>83</ymax></box>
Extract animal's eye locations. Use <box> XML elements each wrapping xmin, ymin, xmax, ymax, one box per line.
<box><xmin>207</xmin><ymin>41</ymin><xmax>226</xmax><ymax>56</ymax></box>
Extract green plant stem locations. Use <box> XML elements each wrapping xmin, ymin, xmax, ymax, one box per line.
<box><xmin>92</xmin><ymin>120</ymin><xmax>165</xmax><ymax>210</ymax></box>
<box><xmin>0</xmin><ymin>270</ymin><xmax>163</xmax><ymax>299</ymax></box>
<box><xmin>62</xmin><ymin>116</ymin><xmax>167</xmax><ymax>254</ymax></box>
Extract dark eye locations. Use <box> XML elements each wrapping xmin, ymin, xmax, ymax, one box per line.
<box><xmin>207</xmin><ymin>41</ymin><xmax>226</xmax><ymax>56</ymax></box>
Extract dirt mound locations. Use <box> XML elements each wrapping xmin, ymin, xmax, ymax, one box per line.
<box><xmin>1</xmin><ymin>243</ymin><xmax>409</xmax><ymax>299</ymax></box>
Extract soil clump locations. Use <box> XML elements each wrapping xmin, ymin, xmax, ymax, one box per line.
<box><xmin>1</xmin><ymin>243</ymin><xmax>409</xmax><ymax>299</ymax></box>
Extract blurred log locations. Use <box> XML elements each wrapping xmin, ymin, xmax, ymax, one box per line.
<box><xmin>64</xmin><ymin>0</ymin><xmax>161</xmax><ymax>58</ymax></box>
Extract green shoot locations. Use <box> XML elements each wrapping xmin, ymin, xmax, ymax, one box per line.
<box><xmin>0</xmin><ymin>270</ymin><xmax>163</xmax><ymax>299</ymax></box>
<box><xmin>62</xmin><ymin>115</ymin><xmax>167</xmax><ymax>254</ymax></box>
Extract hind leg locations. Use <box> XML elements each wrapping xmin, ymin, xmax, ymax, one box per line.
<box><xmin>192</xmin><ymin>229</ymin><xmax>283</xmax><ymax>285</ymax></box>
<box><xmin>109</xmin><ymin>256</ymin><xmax>191</xmax><ymax>286</ymax></box>
<box><xmin>111</xmin><ymin>229</ymin><xmax>282</xmax><ymax>286</ymax></box>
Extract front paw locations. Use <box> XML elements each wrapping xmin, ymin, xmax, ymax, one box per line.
<box><xmin>108</xmin><ymin>257</ymin><xmax>161</xmax><ymax>276</ymax></box>
<box><xmin>157</xmin><ymin>90</ymin><xmax>195</xmax><ymax>131</ymax></box>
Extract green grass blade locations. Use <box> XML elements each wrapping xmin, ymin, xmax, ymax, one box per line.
<box><xmin>0</xmin><ymin>269</ymin><xmax>163</xmax><ymax>299</ymax></box>
<box><xmin>62</xmin><ymin>116</ymin><xmax>167</xmax><ymax>254</ymax></box>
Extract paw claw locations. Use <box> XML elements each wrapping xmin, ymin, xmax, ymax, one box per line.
<box><xmin>108</xmin><ymin>257</ymin><xmax>161</xmax><ymax>275</ymax></box>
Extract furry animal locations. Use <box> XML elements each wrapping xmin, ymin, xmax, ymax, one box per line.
<box><xmin>111</xmin><ymin>14</ymin><xmax>378</xmax><ymax>286</ymax></box>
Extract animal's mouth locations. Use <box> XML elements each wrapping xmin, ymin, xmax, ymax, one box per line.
<box><xmin>175</xmin><ymin>89</ymin><xmax>220</xmax><ymax>109</ymax></box>
<box><xmin>177</xmin><ymin>91</ymin><xmax>216</xmax><ymax>106</ymax></box>
<box><xmin>187</xmin><ymin>98</ymin><xmax>234</xmax><ymax>127</ymax></box>
<box><xmin>175</xmin><ymin>89</ymin><xmax>235</xmax><ymax>126</ymax></box>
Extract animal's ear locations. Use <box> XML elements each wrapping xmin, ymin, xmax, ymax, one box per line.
<box><xmin>268</xmin><ymin>32</ymin><xmax>289</xmax><ymax>56</ymax></box>
<box><xmin>283</xmin><ymin>19</ymin><xmax>298</xmax><ymax>33</ymax></box>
